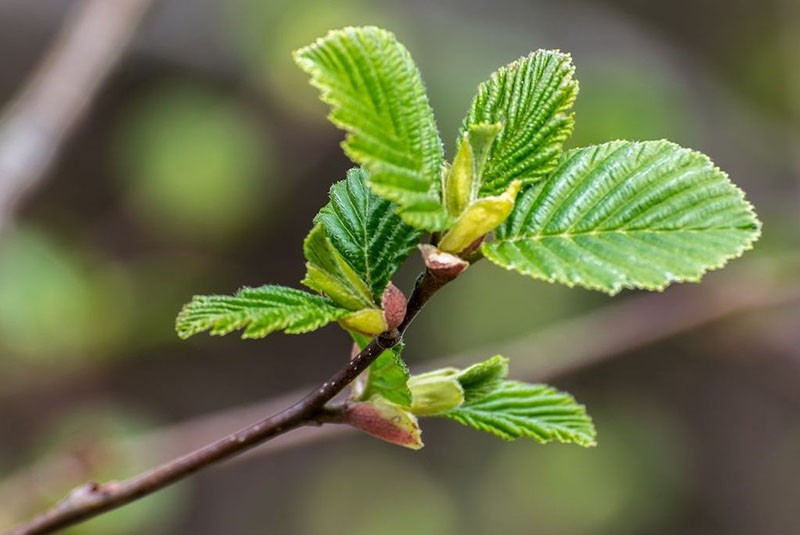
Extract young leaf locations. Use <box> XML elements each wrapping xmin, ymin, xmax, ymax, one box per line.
<box><xmin>175</xmin><ymin>285</ymin><xmax>348</xmax><ymax>339</ymax></box>
<box><xmin>443</xmin><ymin>136</ymin><xmax>475</xmax><ymax>217</ymax></box>
<box><xmin>456</xmin><ymin>354</ymin><xmax>509</xmax><ymax>403</ymax></box>
<box><xmin>351</xmin><ymin>332</ymin><xmax>412</xmax><ymax>407</ymax></box>
<box><xmin>294</xmin><ymin>26</ymin><xmax>449</xmax><ymax>230</ymax></box>
<box><xmin>443</xmin><ymin>381</ymin><xmax>596</xmax><ymax>447</ymax></box>
<box><xmin>315</xmin><ymin>167</ymin><xmax>421</xmax><ymax>299</ymax></box>
<box><xmin>302</xmin><ymin>224</ymin><xmax>375</xmax><ymax>310</ymax></box>
<box><xmin>438</xmin><ymin>179</ymin><xmax>521</xmax><ymax>254</ymax></box>
<box><xmin>407</xmin><ymin>368</ymin><xmax>465</xmax><ymax>416</ymax></box>
<box><xmin>483</xmin><ymin>140</ymin><xmax>761</xmax><ymax>294</ymax></box>
<box><xmin>460</xmin><ymin>50</ymin><xmax>578</xmax><ymax>196</ymax></box>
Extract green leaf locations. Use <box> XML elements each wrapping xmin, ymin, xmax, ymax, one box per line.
<box><xmin>438</xmin><ymin>179</ymin><xmax>521</xmax><ymax>254</ymax></box>
<box><xmin>483</xmin><ymin>140</ymin><xmax>761</xmax><ymax>294</ymax></box>
<box><xmin>175</xmin><ymin>285</ymin><xmax>348</xmax><ymax>339</ymax></box>
<box><xmin>407</xmin><ymin>368</ymin><xmax>464</xmax><ymax>416</ymax></box>
<box><xmin>456</xmin><ymin>355</ymin><xmax>509</xmax><ymax>403</ymax></box>
<box><xmin>443</xmin><ymin>136</ymin><xmax>474</xmax><ymax>217</ymax></box>
<box><xmin>443</xmin><ymin>381</ymin><xmax>596</xmax><ymax>447</ymax></box>
<box><xmin>315</xmin><ymin>167</ymin><xmax>421</xmax><ymax>299</ymax></box>
<box><xmin>302</xmin><ymin>224</ymin><xmax>375</xmax><ymax>310</ymax></box>
<box><xmin>460</xmin><ymin>50</ymin><xmax>578</xmax><ymax>196</ymax></box>
<box><xmin>442</xmin><ymin>123</ymin><xmax>502</xmax><ymax>218</ymax></box>
<box><xmin>351</xmin><ymin>332</ymin><xmax>412</xmax><ymax>407</ymax></box>
<box><xmin>294</xmin><ymin>26</ymin><xmax>449</xmax><ymax>230</ymax></box>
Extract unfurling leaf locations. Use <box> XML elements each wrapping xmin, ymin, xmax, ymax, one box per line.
<box><xmin>339</xmin><ymin>308</ymin><xmax>387</xmax><ymax>335</ymax></box>
<box><xmin>443</xmin><ymin>381</ymin><xmax>596</xmax><ymax>447</ymax></box>
<box><xmin>460</xmin><ymin>50</ymin><xmax>578</xmax><ymax>195</ymax></box>
<box><xmin>442</xmin><ymin>123</ymin><xmax>503</xmax><ymax>218</ymax></box>
<box><xmin>345</xmin><ymin>396</ymin><xmax>423</xmax><ymax>449</ymax></box>
<box><xmin>350</xmin><ymin>332</ymin><xmax>412</xmax><ymax>407</ymax></box>
<box><xmin>175</xmin><ymin>285</ymin><xmax>348</xmax><ymax>339</ymax></box>
<box><xmin>294</xmin><ymin>27</ymin><xmax>450</xmax><ymax>230</ymax></box>
<box><xmin>483</xmin><ymin>140</ymin><xmax>761</xmax><ymax>294</ymax></box>
<box><xmin>457</xmin><ymin>354</ymin><xmax>509</xmax><ymax>402</ymax></box>
<box><xmin>438</xmin><ymin>180</ymin><xmax>521</xmax><ymax>254</ymax></box>
<box><xmin>407</xmin><ymin>368</ymin><xmax>465</xmax><ymax>416</ymax></box>
<box><xmin>315</xmin><ymin>168</ymin><xmax>421</xmax><ymax>299</ymax></box>
<box><xmin>443</xmin><ymin>136</ymin><xmax>475</xmax><ymax>217</ymax></box>
<box><xmin>302</xmin><ymin>224</ymin><xmax>375</xmax><ymax>310</ymax></box>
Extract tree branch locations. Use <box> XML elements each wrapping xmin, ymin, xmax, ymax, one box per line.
<box><xmin>0</xmin><ymin>0</ymin><xmax>156</xmax><ymax>232</ymax></box>
<box><xmin>7</xmin><ymin>268</ymin><xmax>449</xmax><ymax>535</ymax></box>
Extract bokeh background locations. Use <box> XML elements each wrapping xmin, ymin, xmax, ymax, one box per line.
<box><xmin>0</xmin><ymin>0</ymin><xmax>798</xmax><ymax>533</ymax></box>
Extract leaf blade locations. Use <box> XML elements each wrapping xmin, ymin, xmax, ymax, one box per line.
<box><xmin>351</xmin><ymin>332</ymin><xmax>412</xmax><ymax>407</ymax></box>
<box><xmin>302</xmin><ymin>224</ymin><xmax>375</xmax><ymax>310</ymax></box>
<box><xmin>460</xmin><ymin>50</ymin><xmax>578</xmax><ymax>196</ymax></box>
<box><xmin>444</xmin><ymin>381</ymin><xmax>596</xmax><ymax>447</ymax></box>
<box><xmin>315</xmin><ymin>168</ymin><xmax>421</xmax><ymax>299</ymax></box>
<box><xmin>483</xmin><ymin>140</ymin><xmax>761</xmax><ymax>294</ymax></box>
<box><xmin>176</xmin><ymin>285</ymin><xmax>348</xmax><ymax>340</ymax></box>
<box><xmin>294</xmin><ymin>26</ymin><xmax>449</xmax><ymax>230</ymax></box>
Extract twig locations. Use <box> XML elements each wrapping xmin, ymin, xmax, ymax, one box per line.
<box><xmin>4</xmin><ymin>269</ymin><xmax>798</xmax><ymax>532</ymax></box>
<box><xmin>0</xmin><ymin>0</ymin><xmax>156</xmax><ymax>231</ymax></box>
<box><xmin>6</xmin><ymin>269</ymin><xmax>451</xmax><ymax>535</ymax></box>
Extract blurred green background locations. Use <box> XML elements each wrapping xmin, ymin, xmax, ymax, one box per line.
<box><xmin>0</xmin><ymin>0</ymin><xmax>798</xmax><ymax>533</ymax></box>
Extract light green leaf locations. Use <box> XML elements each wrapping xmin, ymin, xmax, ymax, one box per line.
<box><xmin>302</xmin><ymin>224</ymin><xmax>375</xmax><ymax>310</ymax></box>
<box><xmin>294</xmin><ymin>26</ymin><xmax>449</xmax><ymax>230</ymax></box>
<box><xmin>175</xmin><ymin>285</ymin><xmax>348</xmax><ymax>339</ymax></box>
<box><xmin>408</xmin><ymin>368</ymin><xmax>464</xmax><ymax>416</ymax></box>
<box><xmin>460</xmin><ymin>50</ymin><xmax>578</xmax><ymax>196</ymax></box>
<box><xmin>315</xmin><ymin>167</ymin><xmax>421</xmax><ymax>299</ymax></box>
<box><xmin>443</xmin><ymin>136</ymin><xmax>474</xmax><ymax>217</ymax></box>
<box><xmin>483</xmin><ymin>140</ymin><xmax>761</xmax><ymax>294</ymax></box>
<box><xmin>457</xmin><ymin>355</ymin><xmax>509</xmax><ymax>403</ymax></box>
<box><xmin>438</xmin><ymin>180</ymin><xmax>521</xmax><ymax>254</ymax></box>
<box><xmin>467</xmin><ymin>123</ymin><xmax>502</xmax><ymax>193</ymax></box>
<box><xmin>444</xmin><ymin>381</ymin><xmax>596</xmax><ymax>447</ymax></box>
<box><xmin>351</xmin><ymin>332</ymin><xmax>411</xmax><ymax>407</ymax></box>
<box><xmin>442</xmin><ymin>123</ymin><xmax>502</xmax><ymax>218</ymax></box>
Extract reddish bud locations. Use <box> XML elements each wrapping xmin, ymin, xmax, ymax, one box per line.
<box><xmin>344</xmin><ymin>398</ymin><xmax>423</xmax><ymax>449</ymax></box>
<box><xmin>419</xmin><ymin>244</ymin><xmax>469</xmax><ymax>280</ymax></box>
<box><xmin>381</xmin><ymin>282</ymin><xmax>407</xmax><ymax>331</ymax></box>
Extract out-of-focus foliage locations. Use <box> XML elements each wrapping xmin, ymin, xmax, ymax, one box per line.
<box><xmin>300</xmin><ymin>450</ymin><xmax>459</xmax><ymax>535</ymax></box>
<box><xmin>474</xmin><ymin>401</ymin><xmax>691</xmax><ymax>533</ymax></box>
<box><xmin>571</xmin><ymin>63</ymin><xmax>691</xmax><ymax>146</ymax></box>
<box><xmin>230</xmin><ymin>0</ymin><xmax>400</xmax><ymax>119</ymax></box>
<box><xmin>115</xmin><ymin>83</ymin><xmax>273</xmax><ymax>241</ymax></box>
<box><xmin>29</xmin><ymin>406</ymin><xmax>185</xmax><ymax>535</ymax></box>
<box><xmin>0</xmin><ymin>228</ymin><xmax>133</xmax><ymax>364</ymax></box>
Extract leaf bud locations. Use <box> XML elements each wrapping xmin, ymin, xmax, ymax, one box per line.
<box><xmin>408</xmin><ymin>368</ymin><xmax>465</xmax><ymax>416</ymax></box>
<box><xmin>381</xmin><ymin>282</ymin><xmax>407</xmax><ymax>331</ymax></box>
<box><xmin>344</xmin><ymin>396</ymin><xmax>423</xmax><ymax>449</ymax></box>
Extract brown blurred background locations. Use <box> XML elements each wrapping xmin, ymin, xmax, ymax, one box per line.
<box><xmin>0</xmin><ymin>0</ymin><xmax>798</xmax><ymax>533</ymax></box>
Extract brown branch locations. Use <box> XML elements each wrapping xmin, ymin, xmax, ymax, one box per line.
<box><xmin>0</xmin><ymin>0</ymin><xmax>156</xmax><ymax>231</ymax></box>
<box><xmin>6</xmin><ymin>269</ymin><xmax>451</xmax><ymax>535</ymax></box>
<box><xmin>6</xmin><ymin>260</ymin><xmax>797</xmax><ymax>533</ymax></box>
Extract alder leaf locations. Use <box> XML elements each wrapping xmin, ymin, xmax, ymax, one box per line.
<box><xmin>483</xmin><ymin>140</ymin><xmax>761</xmax><ymax>294</ymax></box>
<box><xmin>302</xmin><ymin>224</ymin><xmax>375</xmax><ymax>310</ymax></box>
<box><xmin>457</xmin><ymin>354</ymin><xmax>509</xmax><ymax>403</ymax></box>
<box><xmin>351</xmin><ymin>332</ymin><xmax>412</xmax><ymax>407</ymax></box>
<box><xmin>460</xmin><ymin>50</ymin><xmax>578</xmax><ymax>196</ymax></box>
<box><xmin>176</xmin><ymin>285</ymin><xmax>348</xmax><ymax>339</ymax></box>
<box><xmin>294</xmin><ymin>26</ymin><xmax>449</xmax><ymax>230</ymax></box>
<box><xmin>444</xmin><ymin>381</ymin><xmax>596</xmax><ymax>447</ymax></box>
<box><xmin>315</xmin><ymin>167</ymin><xmax>421</xmax><ymax>299</ymax></box>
